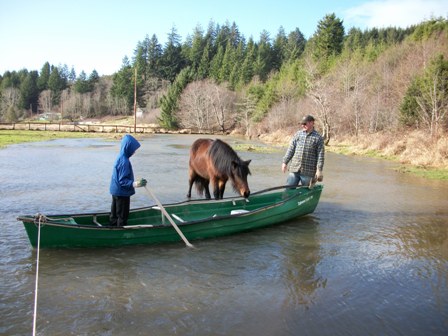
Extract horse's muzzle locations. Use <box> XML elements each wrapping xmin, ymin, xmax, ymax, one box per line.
<box><xmin>242</xmin><ymin>190</ymin><xmax>250</xmax><ymax>198</ymax></box>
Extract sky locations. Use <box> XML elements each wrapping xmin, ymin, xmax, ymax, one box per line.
<box><xmin>0</xmin><ymin>0</ymin><xmax>447</xmax><ymax>76</ymax></box>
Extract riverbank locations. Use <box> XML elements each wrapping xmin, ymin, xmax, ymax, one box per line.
<box><xmin>328</xmin><ymin>131</ymin><xmax>448</xmax><ymax>180</ymax></box>
<box><xmin>258</xmin><ymin>129</ymin><xmax>448</xmax><ymax>181</ymax></box>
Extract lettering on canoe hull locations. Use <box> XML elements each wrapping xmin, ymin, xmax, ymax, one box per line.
<box><xmin>297</xmin><ymin>196</ymin><xmax>313</xmax><ymax>206</ymax></box>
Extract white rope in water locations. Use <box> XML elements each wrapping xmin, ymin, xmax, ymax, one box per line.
<box><xmin>32</xmin><ymin>215</ymin><xmax>43</xmax><ymax>336</ymax></box>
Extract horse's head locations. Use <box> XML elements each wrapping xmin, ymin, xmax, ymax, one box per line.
<box><xmin>231</xmin><ymin>159</ymin><xmax>251</xmax><ymax>198</ymax></box>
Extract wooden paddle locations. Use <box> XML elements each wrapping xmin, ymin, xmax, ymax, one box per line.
<box><xmin>144</xmin><ymin>185</ymin><xmax>194</xmax><ymax>248</ymax></box>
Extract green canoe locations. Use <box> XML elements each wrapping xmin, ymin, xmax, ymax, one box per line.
<box><xmin>18</xmin><ymin>185</ymin><xmax>323</xmax><ymax>248</ymax></box>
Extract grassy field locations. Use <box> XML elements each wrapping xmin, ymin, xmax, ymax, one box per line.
<box><xmin>0</xmin><ymin>130</ymin><xmax>113</xmax><ymax>148</ymax></box>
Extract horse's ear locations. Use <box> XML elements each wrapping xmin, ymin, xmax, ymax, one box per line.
<box><xmin>245</xmin><ymin>159</ymin><xmax>251</xmax><ymax>166</ymax></box>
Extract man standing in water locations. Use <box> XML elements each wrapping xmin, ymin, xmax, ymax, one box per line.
<box><xmin>282</xmin><ymin>115</ymin><xmax>325</xmax><ymax>187</ymax></box>
<box><xmin>110</xmin><ymin>134</ymin><xmax>147</xmax><ymax>226</ymax></box>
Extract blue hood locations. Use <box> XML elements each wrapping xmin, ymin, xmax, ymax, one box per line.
<box><xmin>120</xmin><ymin>134</ymin><xmax>141</xmax><ymax>158</ymax></box>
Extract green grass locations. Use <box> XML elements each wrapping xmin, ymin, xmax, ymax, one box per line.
<box><xmin>396</xmin><ymin>165</ymin><xmax>448</xmax><ymax>180</ymax></box>
<box><xmin>0</xmin><ymin>130</ymin><xmax>109</xmax><ymax>148</ymax></box>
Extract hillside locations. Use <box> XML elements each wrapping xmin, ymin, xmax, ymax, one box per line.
<box><xmin>253</xmin><ymin>24</ymin><xmax>448</xmax><ymax>171</ymax></box>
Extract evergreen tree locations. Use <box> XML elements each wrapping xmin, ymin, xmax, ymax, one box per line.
<box><xmin>228</xmin><ymin>40</ymin><xmax>246</xmax><ymax>89</ymax></box>
<box><xmin>239</xmin><ymin>38</ymin><xmax>256</xmax><ymax>85</ymax></box>
<box><xmin>272</xmin><ymin>26</ymin><xmax>287</xmax><ymax>70</ymax></box>
<box><xmin>400</xmin><ymin>79</ymin><xmax>421</xmax><ymax>126</ymax></box>
<box><xmin>204</xmin><ymin>20</ymin><xmax>218</xmax><ymax>56</ymax></box>
<box><xmin>74</xmin><ymin>71</ymin><xmax>90</xmax><ymax>93</ymax></box>
<box><xmin>68</xmin><ymin>67</ymin><xmax>77</xmax><ymax>84</ymax></box>
<box><xmin>411</xmin><ymin>17</ymin><xmax>447</xmax><ymax>41</ymax></box>
<box><xmin>1</xmin><ymin>71</ymin><xmax>21</xmax><ymax>89</ymax></box>
<box><xmin>111</xmin><ymin>57</ymin><xmax>134</xmax><ymax>110</ymax></box>
<box><xmin>250</xmin><ymin>76</ymin><xmax>279</xmax><ymax>122</ymax></box>
<box><xmin>344</xmin><ymin>27</ymin><xmax>364</xmax><ymax>52</ymax></box>
<box><xmin>134</xmin><ymin>41</ymin><xmax>148</xmax><ymax>82</ymax></box>
<box><xmin>182</xmin><ymin>33</ymin><xmax>193</xmax><ymax>67</ymax></box>
<box><xmin>160</xmin><ymin>26</ymin><xmax>185</xmax><ymax>82</ymax></box>
<box><xmin>219</xmin><ymin>41</ymin><xmax>235</xmax><ymax>82</ymax></box>
<box><xmin>209</xmin><ymin>45</ymin><xmax>224</xmax><ymax>82</ymax></box>
<box><xmin>48</xmin><ymin>66</ymin><xmax>66</xmax><ymax>106</ymax></box>
<box><xmin>147</xmin><ymin>34</ymin><xmax>163</xmax><ymax>78</ymax></box>
<box><xmin>229</xmin><ymin>22</ymin><xmax>243</xmax><ymax>48</ymax></box>
<box><xmin>187</xmin><ymin>24</ymin><xmax>205</xmax><ymax>71</ymax></box>
<box><xmin>254</xmin><ymin>30</ymin><xmax>273</xmax><ymax>81</ymax></box>
<box><xmin>19</xmin><ymin>70</ymin><xmax>39</xmax><ymax>112</ymax></box>
<box><xmin>133</xmin><ymin>43</ymin><xmax>147</xmax><ymax>105</ymax></box>
<box><xmin>197</xmin><ymin>40</ymin><xmax>212</xmax><ymax>79</ymax></box>
<box><xmin>159</xmin><ymin>66</ymin><xmax>194</xmax><ymax>129</ymax></box>
<box><xmin>312</xmin><ymin>13</ymin><xmax>345</xmax><ymax>60</ymax></box>
<box><xmin>59</xmin><ymin>64</ymin><xmax>70</xmax><ymax>85</ymax></box>
<box><xmin>285</xmin><ymin>28</ymin><xmax>306</xmax><ymax>61</ymax></box>
<box><xmin>37</xmin><ymin>62</ymin><xmax>51</xmax><ymax>91</ymax></box>
<box><xmin>89</xmin><ymin>70</ymin><xmax>100</xmax><ymax>84</ymax></box>
<box><xmin>215</xmin><ymin>21</ymin><xmax>232</xmax><ymax>51</ymax></box>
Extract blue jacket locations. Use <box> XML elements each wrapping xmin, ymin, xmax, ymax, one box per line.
<box><xmin>110</xmin><ymin>134</ymin><xmax>141</xmax><ymax>197</ymax></box>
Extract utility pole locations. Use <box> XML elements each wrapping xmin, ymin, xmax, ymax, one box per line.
<box><xmin>133</xmin><ymin>67</ymin><xmax>137</xmax><ymax>133</ymax></box>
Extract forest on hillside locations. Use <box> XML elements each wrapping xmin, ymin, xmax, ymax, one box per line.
<box><xmin>1</xmin><ymin>14</ymin><xmax>447</xmax><ymax>166</ymax></box>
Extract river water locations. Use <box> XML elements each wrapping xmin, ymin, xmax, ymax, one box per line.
<box><xmin>1</xmin><ymin>134</ymin><xmax>447</xmax><ymax>336</ymax></box>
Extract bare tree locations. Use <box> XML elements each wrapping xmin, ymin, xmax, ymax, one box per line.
<box><xmin>344</xmin><ymin>63</ymin><xmax>369</xmax><ymax>137</ymax></box>
<box><xmin>416</xmin><ymin>61</ymin><xmax>448</xmax><ymax>136</ymax></box>
<box><xmin>0</xmin><ymin>87</ymin><xmax>21</xmax><ymax>121</ymax></box>
<box><xmin>210</xmin><ymin>84</ymin><xmax>237</xmax><ymax>132</ymax></box>
<box><xmin>237</xmin><ymin>91</ymin><xmax>257</xmax><ymax>137</ymax></box>
<box><xmin>178</xmin><ymin>81</ymin><xmax>209</xmax><ymax>130</ymax></box>
<box><xmin>265</xmin><ymin>97</ymin><xmax>299</xmax><ymax>131</ymax></box>
<box><xmin>38</xmin><ymin>90</ymin><xmax>53</xmax><ymax>113</ymax></box>
<box><xmin>304</xmin><ymin>59</ymin><xmax>333</xmax><ymax>144</ymax></box>
<box><xmin>178</xmin><ymin>80</ymin><xmax>236</xmax><ymax>132</ymax></box>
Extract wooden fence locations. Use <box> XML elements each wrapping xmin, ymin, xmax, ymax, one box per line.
<box><xmin>0</xmin><ymin>122</ymin><xmax>194</xmax><ymax>134</ymax></box>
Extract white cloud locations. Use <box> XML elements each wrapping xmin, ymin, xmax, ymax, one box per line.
<box><xmin>344</xmin><ymin>0</ymin><xmax>448</xmax><ymax>30</ymax></box>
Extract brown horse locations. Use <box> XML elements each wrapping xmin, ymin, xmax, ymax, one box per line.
<box><xmin>187</xmin><ymin>138</ymin><xmax>251</xmax><ymax>200</ymax></box>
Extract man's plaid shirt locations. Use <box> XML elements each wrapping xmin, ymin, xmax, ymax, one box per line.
<box><xmin>282</xmin><ymin>129</ymin><xmax>325</xmax><ymax>177</ymax></box>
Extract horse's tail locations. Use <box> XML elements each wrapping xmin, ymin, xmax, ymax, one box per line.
<box><xmin>193</xmin><ymin>176</ymin><xmax>208</xmax><ymax>196</ymax></box>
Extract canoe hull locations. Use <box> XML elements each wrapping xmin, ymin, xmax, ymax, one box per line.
<box><xmin>19</xmin><ymin>185</ymin><xmax>323</xmax><ymax>248</ymax></box>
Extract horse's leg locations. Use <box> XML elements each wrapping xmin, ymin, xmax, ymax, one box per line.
<box><xmin>187</xmin><ymin>168</ymin><xmax>197</xmax><ymax>198</ymax></box>
<box><xmin>211</xmin><ymin>177</ymin><xmax>221</xmax><ymax>200</ymax></box>
<box><xmin>204</xmin><ymin>180</ymin><xmax>211</xmax><ymax>200</ymax></box>
<box><xmin>218</xmin><ymin>180</ymin><xmax>226</xmax><ymax>199</ymax></box>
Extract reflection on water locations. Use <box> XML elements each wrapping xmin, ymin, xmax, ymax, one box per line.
<box><xmin>280</xmin><ymin>217</ymin><xmax>325</xmax><ymax>309</ymax></box>
<box><xmin>1</xmin><ymin>135</ymin><xmax>447</xmax><ymax>335</ymax></box>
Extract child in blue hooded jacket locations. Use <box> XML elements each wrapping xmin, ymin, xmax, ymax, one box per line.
<box><xmin>109</xmin><ymin>134</ymin><xmax>147</xmax><ymax>226</ymax></box>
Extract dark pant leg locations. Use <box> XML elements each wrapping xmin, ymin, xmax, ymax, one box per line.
<box><xmin>110</xmin><ymin>196</ymin><xmax>118</xmax><ymax>226</ymax></box>
<box><xmin>116</xmin><ymin>196</ymin><xmax>130</xmax><ymax>226</ymax></box>
<box><xmin>110</xmin><ymin>196</ymin><xmax>130</xmax><ymax>226</ymax></box>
